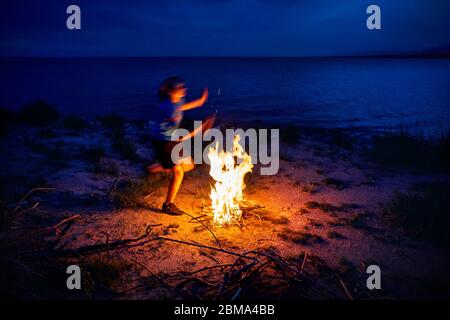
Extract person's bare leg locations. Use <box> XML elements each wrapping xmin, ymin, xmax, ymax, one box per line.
<box><xmin>164</xmin><ymin>157</ymin><xmax>195</xmax><ymax>205</ymax></box>
<box><xmin>147</xmin><ymin>163</ymin><xmax>172</xmax><ymax>175</ymax></box>
<box><xmin>147</xmin><ymin>163</ymin><xmax>163</xmax><ymax>174</ymax></box>
<box><xmin>180</xmin><ymin>157</ymin><xmax>195</xmax><ymax>173</ymax></box>
<box><xmin>182</xmin><ymin>162</ymin><xmax>195</xmax><ymax>172</ymax></box>
<box><xmin>166</xmin><ymin>165</ymin><xmax>184</xmax><ymax>204</ymax></box>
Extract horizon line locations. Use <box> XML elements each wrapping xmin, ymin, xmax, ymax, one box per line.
<box><xmin>1</xmin><ymin>53</ymin><xmax>449</xmax><ymax>59</ymax></box>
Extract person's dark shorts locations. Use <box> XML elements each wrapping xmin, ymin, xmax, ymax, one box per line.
<box><xmin>153</xmin><ymin>140</ymin><xmax>182</xmax><ymax>169</ymax></box>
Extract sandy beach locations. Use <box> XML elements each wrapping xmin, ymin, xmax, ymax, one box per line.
<box><xmin>1</xmin><ymin>112</ymin><xmax>449</xmax><ymax>299</ymax></box>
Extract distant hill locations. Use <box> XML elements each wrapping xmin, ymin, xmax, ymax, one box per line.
<box><xmin>350</xmin><ymin>44</ymin><xmax>450</xmax><ymax>58</ymax></box>
<box><xmin>418</xmin><ymin>44</ymin><xmax>450</xmax><ymax>58</ymax></box>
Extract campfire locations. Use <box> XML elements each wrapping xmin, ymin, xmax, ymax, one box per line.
<box><xmin>207</xmin><ymin>135</ymin><xmax>253</xmax><ymax>225</ymax></box>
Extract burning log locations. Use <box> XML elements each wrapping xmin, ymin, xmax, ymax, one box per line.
<box><xmin>207</xmin><ymin>135</ymin><xmax>253</xmax><ymax>226</ymax></box>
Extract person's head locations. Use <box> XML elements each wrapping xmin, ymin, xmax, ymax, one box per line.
<box><xmin>158</xmin><ymin>76</ymin><xmax>186</xmax><ymax>103</ymax></box>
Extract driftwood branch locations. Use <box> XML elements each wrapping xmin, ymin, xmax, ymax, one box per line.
<box><xmin>183</xmin><ymin>211</ymin><xmax>222</xmax><ymax>249</ymax></box>
<box><xmin>45</xmin><ymin>215</ymin><xmax>81</xmax><ymax>235</ymax></box>
<box><xmin>56</xmin><ymin>224</ymin><xmax>161</xmax><ymax>256</ymax></box>
<box><xmin>156</xmin><ymin>237</ymin><xmax>256</xmax><ymax>261</ymax></box>
<box><xmin>47</xmin><ymin>223</ymin><xmax>371</xmax><ymax>300</ymax></box>
<box><xmin>13</xmin><ymin>187</ymin><xmax>54</xmax><ymax>213</ymax></box>
<box><xmin>336</xmin><ymin>274</ymin><xmax>354</xmax><ymax>300</ymax></box>
<box><xmin>131</xmin><ymin>258</ymin><xmax>201</xmax><ymax>299</ymax></box>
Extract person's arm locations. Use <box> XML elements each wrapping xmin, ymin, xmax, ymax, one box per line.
<box><xmin>177</xmin><ymin>124</ymin><xmax>204</xmax><ymax>142</ymax></box>
<box><xmin>179</xmin><ymin>88</ymin><xmax>208</xmax><ymax>111</ymax></box>
<box><xmin>175</xmin><ymin>114</ymin><xmax>216</xmax><ymax>142</ymax></box>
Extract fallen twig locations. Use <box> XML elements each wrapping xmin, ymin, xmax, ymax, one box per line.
<box><xmin>183</xmin><ymin>211</ymin><xmax>222</xmax><ymax>249</ymax></box>
<box><xmin>301</xmin><ymin>252</ymin><xmax>308</xmax><ymax>274</ymax></box>
<box><xmin>107</xmin><ymin>178</ymin><xmax>119</xmax><ymax>197</ymax></box>
<box><xmin>157</xmin><ymin>237</ymin><xmax>257</xmax><ymax>261</ymax></box>
<box><xmin>336</xmin><ymin>274</ymin><xmax>354</xmax><ymax>300</ymax></box>
<box><xmin>13</xmin><ymin>188</ymin><xmax>53</xmax><ymax>213</ymax></box>
<box><xmin>46</xmin><ymin>215</ymin><xmax>81</xmax><ymax>235</ymax></box>
<box><xmin>131</xmin><ymin>258</ymin><xmax>200</xmax><ymax>299</ymax></box>
<box><xmin>56</xmin><ymin>224</ymin><xmax>160</xmax><ymax>256</ymax></box>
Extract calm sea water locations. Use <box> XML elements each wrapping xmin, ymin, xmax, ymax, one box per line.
<box><xmin>1</xmin><ymin>57</ymin><xmax>449</xmax><ymax>134</ymax></box>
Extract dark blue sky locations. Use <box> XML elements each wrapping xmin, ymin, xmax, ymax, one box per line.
<box><xmin>1</xmin><ymin>0</ymin><xmax>449</xmax><ymax>57</ymax></box>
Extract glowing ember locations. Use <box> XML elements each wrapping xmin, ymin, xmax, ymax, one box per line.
<box><xmin>207</xmin><ymin>135</ymin><xmax>253</xmax><ymax>225</ymax></box>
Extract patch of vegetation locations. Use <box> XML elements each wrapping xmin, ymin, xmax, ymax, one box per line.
<box><xmin>0</xmin><ymin>174</ymin><xmax>48</xmax><ymax>199</ymax></box>
<box><xmin>384</xmin><ymin>182</ymin><xmax>450</xmax><ymax>247</ymax></box>
<box><xmin>280</xmin><ymin>125</ymin><xmax>301</xmax><ymax>144</ymax></box>
<box><xmin>110</xmin><ymin>128</ymin><xmax>141</xmax><ymax>162</ymax></box>
<box><xmin>327</xmin><ymin>220</ymin><xmax>342</xmax><ymax>227</ymax></box>
<box><xmin>0</xmin><ymin>186</ymin><xmax>50</xmax><ymax>230</ymax></box>
<box><xmin>43</xmin><ymin>146</ymin><xmax>69</xmax><ymax>169</ymax></box>
<box><xmin>327</xmin><ymin>214</ymin><xmax>367</xmax><ymax>228</ymax></box>
<box><xmin>362</xmin><ymin>173</ymin><xmax>377</xmax><ymax>186</ymax></box>
<box><xmin>79</xmin><ymin>146</ymin><xmax>106</xmax><ymax>164</ymax></box>
<box><xmin>113</xmin><ymin>137</ymin><xmax>140</xmax><ymax>162</ymax></box>
<box><xmin>23</xmin><ymin>138</ymin><xmax>68</xmax><ymax>169</ymax></box>
<box><xmin>92</xmin><ymin>160</ymin><xmax>120</xmax><ymax>177</ymax></box>
<box><xmin>0</xmin><ymin>200</ymin><xmax>12</xmax><ymax>230</ymax></box>
<box><xmin>112</xmin><ymin>175</ymin><xmax>168</xmax><ymax>208</ymax></box>
<box><xmin>97</xmin><ymin>112</ymin><xmax>124</xmax><ymax>129</ymax></box>
<box><xmin>305</xmin><ymin>201</ymin><xmax>360</xmax><ymax>214</ymax></box>
<box><xmin>299</xmin><ymin>208</ymin><xmax>309</xmax><ymax>215</ymax></box>
<box><xmin>0</xmin><ymin>107</ymin><xmax>13</xmax><ymax>136</ymax></box>
<box><xmin>346</xmin><ymin>213</ymin><xmax>369</xmax><ymax>229</ymax></box>
<box><xmin>18</xmin><ymin>101</ymin><xmax>60</xmax><ymax>126</ymax></box>
<box><xmin>192</xmin><ymin>225</ymin><xmax>206</xmax><ymax>233</ymax></box>
<box><xmin>370</xmin><ymin>131</ymin><xmax>430</xmax><ymax>167</ymax></box>
<box><xmin>79</xmin><ymin>192</ymin><xmax>103</xmax><ymax>207</ymax></box>
<box><xmin>95</xmin><ymin>113</ymin><xmax>141</xmax><ymax>163</ymax></box>
<box><xmin>308</xmin><ymin>219</ymin><xmax>323</xmax><ymax>228</ymax></box>
<box><xmin>243</xmin><ymin>173</ymin><xmax>264</xmax><ymax>194</ymax></box>
<box><xmin>79</xmin><ymin>145</ymin><xmax>117</xmax><ymax>177</ymax></box>
<box><xmin>341</xmin><ymin>203</ymin><xmax>361</xmax><ymax>210</ymax></box>
<box><xmin>368</xmin><ymin>130</ymin><xmax>450</xmax><ymax>173</ymax></box>
<box><xmin>437</xmin><ymin>134</ymin><xmax>450</xmax><ymax>173</ymax></box>
<box><xmin>63</xmin><ymin>115</ymin><xmax>90</xmax><ymax>131</ymax></box>
<box><xmin>294</xmin><ymin>181</ymin><xmax>320</xmax><ymax>194</ymax></box>
<box><xmin>322</xmin><ymin>178</ymin><xmax>347</xmax><ymax>190</ymax></box>
<box><xmin>327</xmin><ymin>230</ymin><xmax>345</xmax><ymax>239</ymax></box>
<box><xmin>82</xmin><ymin>254</ymin><xmax>131</xmax><ymax>288</ymax></box>
<box><xmin>304</xmin><ymin>201</ymin><xmax>339</xmax><ymax>213</ymax></box>
<box><xmin>189</xmin><ymin>185</ymin><xmax>209</xmax><ymax>200</ymax></box>
<box><xmin>338</xmin><ymin>257</ymin><xmax>353</xmax><ymax>271</ymax></box>
<box><xmin>278</xmin><ymin>228</ymin><xmax>323</xmax><ymax>245</ymax></box>
<box><xmin>162</xmin><ymin>226</ymin><xmax>177</xmax><ymax>235</ymax></box>
<box><xmin>279</xmin><ymin>148</ymin><xmax>295</xmax><ymax>162</ymax></box>
<box><xmin>270</xmin><ymin>216</ymin><xmax>290</xmax><ymax>225</ymax></box>
<box><xmin>327</xmin><ymin>129</ymin><xmax>356</xmax><ymax>150</ymax></box>
<box><xmin>37</xmin><ymin>128</ymin><xmax>58</xmax><ymax>139</ymax></box>
<box><xmin>23</xmin><ymin>136</ymin><xmax>46</xmax><ymax>152</ymax></box>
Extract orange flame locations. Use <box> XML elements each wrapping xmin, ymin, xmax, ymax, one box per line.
<box><xmin>207</xmin><ymin>135</ymin><xmax>253</xmax><ymax>225</ymax></box>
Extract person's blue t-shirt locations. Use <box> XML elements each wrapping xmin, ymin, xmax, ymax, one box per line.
<box><xmin>149</xmin><ymin>99</ymin><xmax>184</xmax><ymax>141</ymax></box>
